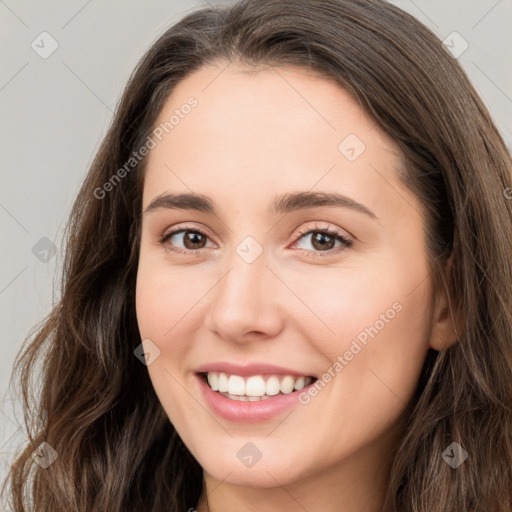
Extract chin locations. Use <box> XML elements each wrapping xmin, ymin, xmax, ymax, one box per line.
<box><xmin>195</xmin><ymin>444</ymin><xmax>310</xmax><ymax>488</ymax></box>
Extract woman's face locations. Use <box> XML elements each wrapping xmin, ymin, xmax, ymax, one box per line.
<box><xmin>136</xmin><ymin>63</ymin><xmax>445</xmax><ymax>493</ymax></box>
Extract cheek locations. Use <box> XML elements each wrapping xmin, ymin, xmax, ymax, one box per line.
<box><xmin>135</xmin><ymin>269</ymin><xmax>193</xmax><ymax>390</ymax></box>
<box><xmin>293</xmin><ymin>259</ymin><xmax>432</xmax><ymax>425</ymax></box>
<box><xmin>135</xmin><ymin>268</ymin><xmax>171</xmax><ymax>339</ymax></box>
<box><xmin>135</xmin><ymin>263</ymin><xmax>196</xmax><ymax>426</ymax></box>
<box><xmin>134</xmin><ymin>254</ymin><xmax>213</xmax><ymax>379</ymax></box>
<box><xmin>280</xmin><ymin>261</ymin><xmax>418</xmax><ymax>353</ymax></box>
<box><xmin>135</xmin><ymin>252</ymin><xmax>198</xmax><ymax>339</ymax></box>
<box><xmin>325</xmin><ymin>292</ymin><xmax>430</xmax><ymax>439</ymax></box>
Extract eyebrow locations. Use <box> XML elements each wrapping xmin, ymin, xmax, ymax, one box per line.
<box><xmin>143</xmin><ymin>191</ymin><xmax>377</xmax><ymax>219</ymax></box>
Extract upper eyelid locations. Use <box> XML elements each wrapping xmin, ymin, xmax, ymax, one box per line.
<box><xmin>295</xmin><ymin>223</ymin><xmax>352</xmax><ymax>239</ymax></box>
<box><xmin>160</xmin><ymin>223</ymin><xmax>215</xmax><ymax>242</ymax></box>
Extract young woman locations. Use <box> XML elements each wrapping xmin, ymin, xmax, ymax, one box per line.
<box><xmin>3</xmin><ymin>0</ymin><xmax>512</xmax><ymax>510</ymax></box>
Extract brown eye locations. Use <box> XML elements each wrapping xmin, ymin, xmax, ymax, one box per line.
<box><xmin>310</xmin><ymin>232</ymin><xmax>337</xmax><ymax>251</ymax></box>
<box><xmin>293</xmin><ymin>225</ymin><xmax>352</xmax><ymax>257</ymax></box>
<box><xmin>160</xmin><ymin>228</ymin><xmax>213</xmax><ymax>254</ymax></box>
<box><xmin>181</xmin><ymin>231</ymin><xmax>207</xmax><ymax>250</ymax></box>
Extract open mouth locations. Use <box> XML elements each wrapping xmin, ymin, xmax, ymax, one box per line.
<box><xmin>198</xmin><ymin>371</ymin><xmax>318</xmax><ymax>402</ymax></box>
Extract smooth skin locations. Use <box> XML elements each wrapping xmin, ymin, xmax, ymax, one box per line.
<box><xmin>135</xmin><ymin>63</ymin><xmax>458</xmax><ymax>512</ymax></box>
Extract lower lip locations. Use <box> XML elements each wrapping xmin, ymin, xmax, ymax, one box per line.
<box><xmin>195</xmin><ymin>373</ymin><xmax>315</xmax><ymax>423</ymax></box>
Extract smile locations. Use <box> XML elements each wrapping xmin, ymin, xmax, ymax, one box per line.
<box><xmin>201</xmin><ymin>372</ymin><xmax>316</xmax><ymax>401</ymax></box>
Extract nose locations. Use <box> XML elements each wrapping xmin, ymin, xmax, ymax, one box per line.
<box><xmin>203</xmin><ymin>246</ymin><xmax>285</xmax><ymax>343</ymax></box>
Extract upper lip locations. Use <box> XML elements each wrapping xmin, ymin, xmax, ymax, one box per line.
<box><xmin>196</xmin><ymin>361</ymin><xmax>316</xmax><ymax>378</ymax></box>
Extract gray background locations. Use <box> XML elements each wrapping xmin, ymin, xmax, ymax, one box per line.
<box><xmin>1</xmin><ymin>0</ymin><xmax>511</xmax><ymax>506</ymax></box>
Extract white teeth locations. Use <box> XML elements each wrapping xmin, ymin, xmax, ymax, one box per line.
<box><xmin>266</xmin><ymin>376</ymin><xmax>281</xmax><ymax>396</ymax></box>
<box><xmin>294</xmin><ymin>376</ymin><xmax>306</xmax><ymax>390</ymax></box>
<box><xmin>228</xmin><ymin>375</ymin><xmax>245</xmax><ymax>395</ymax></box>
<box><xmin>218</xmin><ymin>373</ymin><xmax>229</xmax><ymax>392</ymax></box>
<box><xmin>246</xmin><ymin>375</ymin><xmax>267</xmax><ymax>396</ymax></box>
<box><xmin>204</xmin><ymin>372</ymin><xmax>314</xmax><ymax>398</ymax></box>
<box><xmin>280</xmin><ymin>375</ymin><xmax>295</xmax><ymax>394</ymax></box>
<box><xmin>207</xmin><ymin>373</ymin><xmax>219</xmax><ymax>391</ymax></box>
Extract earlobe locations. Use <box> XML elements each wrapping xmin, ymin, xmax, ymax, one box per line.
<box><xmin>428</xmin><ymin>253</ymin><xmax>463</xmax><ymax>352</ymax></box>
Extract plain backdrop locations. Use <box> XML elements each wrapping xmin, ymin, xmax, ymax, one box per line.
<box><xmin>1</xmin><ymin>0</ymin><xmax>511</xmax><ymax>504</ymax></box>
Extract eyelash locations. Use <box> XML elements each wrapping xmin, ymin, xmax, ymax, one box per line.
<box><xmin>293</xmin><ymin>225</ymin><xmax>353</xmax><ymax>256</ymax></box>
<box><xmin>158</xmin><ymin>223</ymin><xmax>353</xmax><ymax>258</ymax></box>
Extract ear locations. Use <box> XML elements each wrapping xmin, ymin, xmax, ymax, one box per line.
<box><xmin>428</xmin><ymin>253</ymin><xmax>463</xmax><ymax>351</ymax></box>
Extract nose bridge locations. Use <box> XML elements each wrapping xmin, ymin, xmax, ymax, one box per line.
<box><xmin>205</xmin><ymin>237</ymin><xmax>283</xmax><ymax>340</ymax></box>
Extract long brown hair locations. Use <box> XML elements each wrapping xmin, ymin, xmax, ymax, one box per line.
<box><xmin>3</xmin><ymin>0</ymin><xmax>512</xmax><ymax>510</ymax></box>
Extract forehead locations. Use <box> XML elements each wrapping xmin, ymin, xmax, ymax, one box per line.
<box><xmin>142</xmin><ymin>63</ymin><xmax>413</xmax><ymax>220</ymax></box>
<box><xmin>154</xmin><ymin>62</ymin><xmax>382</xmax><ymax>149</ymax></box>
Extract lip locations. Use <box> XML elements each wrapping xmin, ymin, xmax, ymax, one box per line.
<box><xmin>195</xmin><ymin>372</ymin><xmax>318</xmax><ymax>423</ymax></box>
<box><xmin>195</xmin><ymin>361</ymin><xmax>316</xmax><ymax>378</ymax></box>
